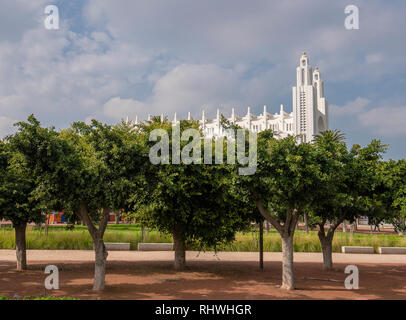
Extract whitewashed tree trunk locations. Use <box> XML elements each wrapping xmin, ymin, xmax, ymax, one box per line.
<box><xmin>78</xmin><ymin>203</ymin><xmax>110</xmax><ymax>291</ymax></box>
<box><xmin>93</xmin><ymin>237</ymin><xmax>108</xmax><ymax>291</ymax></box>
<box><xmin>15</xmin><ymin>224</ymin><xmax>27</xmax><ymax>271</ymax></box>
<box><xmin>318</xmin><ymin>218</ymin><xmax>344</xmax><ymax>270</ymax></box>
<box><xmin>281</xmin><ymin>235</ymin><xmax>294</xmax><ymax>290</ymax></box>
<box><xmin>255</xmin><ymin>197</ymin><xmax>299</xmax><ymax>290</ymax></box>
<box><xmin>320</xmin><ymin>236</ymin><xmax>333</xmax><ymax>270</ymax></box>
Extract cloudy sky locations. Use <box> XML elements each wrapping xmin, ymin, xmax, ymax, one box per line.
<box><xmin>0</xmin><ymin>0</ymin><xmax>405</xmax><ymax>159</ymax></box>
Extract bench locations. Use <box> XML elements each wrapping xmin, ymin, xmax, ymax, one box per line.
<box><xmin>341</xmin><ymin>246</ymin><xmax>374</xmax><ymax>254</ymax></box>
<box><xmin>378</xmin><ymin>247</ymin><xmax>406</xmax><ymax>254</ymax></box>
<box><xmin>138</xmin><ymin>243</ymin><xmax>174</xmax><ymax>251</ymax></box>
<box><xmin>104</xmin><ymin>242</ymin><xmax>131</xmax><ymax>251</ymax></box>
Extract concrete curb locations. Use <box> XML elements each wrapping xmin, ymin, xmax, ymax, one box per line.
<box><xmin>105</xmin><ymin>242</ymin><xmax>131</xmax><ymax>251</ymax></box>
<box><xmin>138</xmin><ymin>243</ymin><xmax>174</xmax><ymax>251</ymax></box>
<box><xmin>341</xmin><ymin>246</ymin><xmax>374</xmax><ymax>254</ymax></box>
<box><xmin>378</xmin><ymin>247</ymin><xmax>406</xmax><ymax>254</ymax></box>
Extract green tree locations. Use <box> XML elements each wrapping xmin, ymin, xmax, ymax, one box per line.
<box><xmin>0</xmin><ymin>123</ymin><xmax>45</xmax><ymax>270</ymax></box>
<box><xmin>309</xmin><ymin>130</ymin><xmax>352</xmax><ymax>270</ymax></box>
<box><xmin>380</xmin><ymin>159</ymin><xmax>406</xmax><ymax>234</ymax></box>
<box><xmin>242</xmin><ymin>132</ymin><xmax>321</xmax><ymax>290</ymax></box>
<box><xmin>310</xmin><ymin>130</ymin><xmax>351</xmax><ymax>270</ymax></box>
<box><xmin>310</xmin><ymin>132</ymin><xmax>386</xmax><ymax>269</ymax></box>
<box><xmin>12</xmin><ymin>116</ymin><xmax>145</xmax><ymax>290</ymax></box>
<box><xmin>60</xmin><ymin>120</ymin><xmax>146</xmax><ymax>290</ymax></box>
<box><xmin>132</xmin><ymin>117</ymin><xmax>251</xmax><ymax>270</ymax></box>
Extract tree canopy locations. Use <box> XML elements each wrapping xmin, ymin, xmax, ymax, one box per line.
<box><xmin>130</xmin><ymin>117</ymin><xmax>252</xmax><ymax>269</ymax></box>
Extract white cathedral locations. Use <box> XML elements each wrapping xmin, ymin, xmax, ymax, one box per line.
<box><xmin>132</xmin><ymin>52</ymin><xmax>329</xmax><ymax>142</ymax></box>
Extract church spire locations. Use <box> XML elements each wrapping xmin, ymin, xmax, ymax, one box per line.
<box><xmin>297</xmin><ymin>51</ymin><xmax>312</xmax><ymax>86</ymax></box>
<box><xmin>313</xmin><ymin>66</ymin><xmax>324</xmax><ymax>99</ymax></box>
<box><xmin>292</xmin><ymin>52</ymin><xmax>329</xmax><ymax>141</ymax></box>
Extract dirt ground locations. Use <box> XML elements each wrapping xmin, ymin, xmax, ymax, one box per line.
<box><xmin>1</xmin><ymin>251</ymin><xmax>406</xmax><ymax>300</ymax></box>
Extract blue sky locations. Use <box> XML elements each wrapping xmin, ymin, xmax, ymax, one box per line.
<box><xmin>0</xmin><ymin>0</ymin><xmax>405</xmax><ymax>159</ymax></box>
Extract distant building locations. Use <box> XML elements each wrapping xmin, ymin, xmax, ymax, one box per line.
<box><xmin>129</xmin><ymin>52</ymin><xmax>329</xmax><ymax>142</ymax></box>
<box><xmin>292</xmin><ymin>52</ymin><xmax>328</xmax><ymax>143</ymax></box>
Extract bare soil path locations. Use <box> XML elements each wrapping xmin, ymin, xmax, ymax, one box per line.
<box><xmin>0</xmin><ymin>250</ymin><xmax>405</xmax><ymax>300</ymax></box>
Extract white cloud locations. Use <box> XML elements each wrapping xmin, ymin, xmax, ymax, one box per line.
<box><xmin>0</xmin><ymin>116</ymin><xmax>16</xmax><ymax>138</ymax></box>
<box><xmin>0</xmin><ymin>0</ymin><xmax>50</xmax><ymax>42</ymax></box>
<box><xmin>82</xmin><ymin>0</ymin><xmax>406</xmax><ymax>82</ymax></box>
<box><xmin>102</xmin><ymin>64</ymin><xmax>245</xmax><ymax>121</ymax></box>
<box><xmin>100</xmin><ymin>62</ymin><xmax>298</xmax><ymax>122</ymax></box>
<box><xmin>359</xmin><ymin>106</ymin><xmax>406</xmax><ymax>137</ymax></box>
<box><xmin>331</xmin><ymin>98</ymin><xmax>406</xmax><ymax>139</ymax></box>
<box><xmin>0</xmin><ymin>18</ymin><xmax>155</xmax><ymax>129</ymax></box>
<box><xmin>150</xmin><ymin>64</ymin><xmax>242</xmax><ymax>117</ymax></box>
<box><xmin>102</xmin><ymin>97</ymin><xmax>145</xmax><ymax>121</ymax></box>
<box><xmin>330</xmin><ymin>97</ymin><xmax>370</xmax><ymax>116</ymax></box>
<box><xmin>0</xmin><ymin>0</ymin><xmax>406</xmax><ymax>155</ymax></box>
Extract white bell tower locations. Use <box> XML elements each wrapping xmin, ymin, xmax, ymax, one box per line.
<box><xmin>292</xmin><ymin>52</ymin><xmax>328</xmax><ymax>143</ymax></box>
<box><xmin>312</xmin><ymin>66</ymin><xmax>328</xmax><ymax>134</ymax></box>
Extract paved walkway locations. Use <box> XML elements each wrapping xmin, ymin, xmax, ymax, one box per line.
<box><xmin>1</xmin><ymin>250</ymin><xmax>405</xmax><ymax>264</ymax></box>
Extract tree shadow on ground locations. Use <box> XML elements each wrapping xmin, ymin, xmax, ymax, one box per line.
<box><xmin>0</xmin><ymin>260</ymin><xmax>405</xmax><ymax>300</ymax></box>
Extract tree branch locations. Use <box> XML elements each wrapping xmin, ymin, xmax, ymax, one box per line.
<box><xmin>77</xmin><ymin>201</ymin><xmax>97</xmax><ymax>238</ymax></box>
<box><xmin>255</xmin><ymin>196</ymin><xmax>283</xmax><ymax>234</ymax></box>
<box><xmin>328</xmin><ymin>214</ymin><xmax>346</xmax><ymax>238</ymax></box>
<box><xmin>98</xmin><ymin>207</ymin><xmax>111</xmax><ymax>237</ymax></box>
<box><xmin>288</xmin><ymin>209</ymin><xmax>300</xmax><ymax>236</ymax></box>
<box><xmin>284</xmin><ymin>208</ymin><xmax>293</xmax><ymax>235</ymax></box>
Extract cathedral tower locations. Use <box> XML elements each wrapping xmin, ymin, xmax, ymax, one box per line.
<box><xmin>292</xmin><ymin>52</ymin><xmax>328</xmax><ymax>142</ymax></box>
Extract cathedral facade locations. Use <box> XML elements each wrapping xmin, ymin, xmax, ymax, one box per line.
<box><xmin>135</xmin><ymin>53</ymin><xmax>329</xmax><ymax>142</ymax></box>
<box><xmin>197</xmin><ymin>52</ymin><xmax>329</xmax><ymax>142</ymax></box>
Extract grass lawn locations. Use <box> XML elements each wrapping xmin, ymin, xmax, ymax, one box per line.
<box><xmin>0</xmin><ymin>224</ymin><xmax>405</xmax><ymax>252</ymax></box>
<box><xmin>0</xmin><ymin>224</ymin><xmax>172</xmax><ymax>250</ymax></box>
